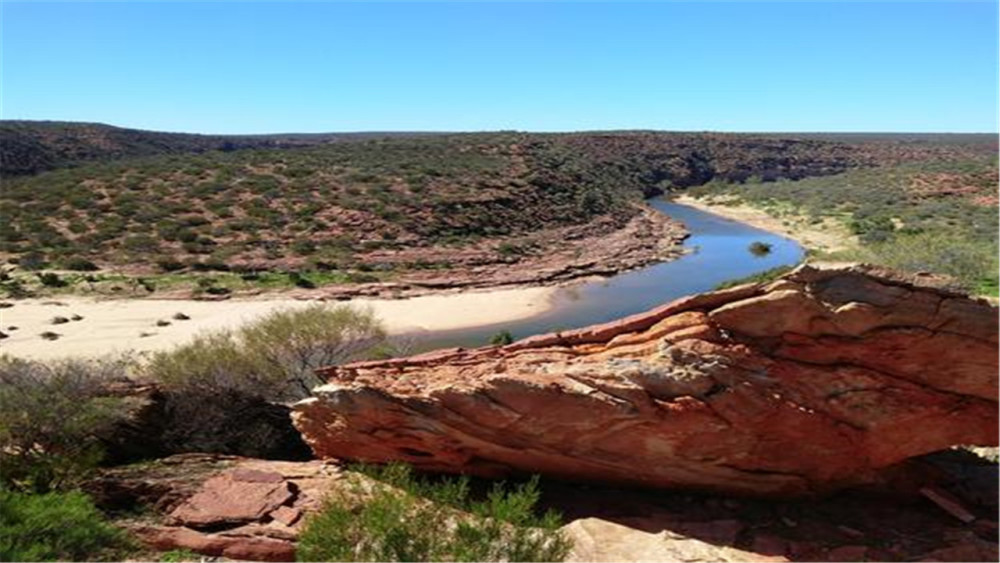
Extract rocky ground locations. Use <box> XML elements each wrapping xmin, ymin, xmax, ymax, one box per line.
<box><xmin>87</xmin><ymin>451</ymin><xmax>997</xmax><ymax>562</ymax></box>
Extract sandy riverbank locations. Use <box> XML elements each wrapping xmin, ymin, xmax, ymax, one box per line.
<box><xmin>673</xmin><ymin>195</ymin><xmax>856</xmax><ymax>253</ymax></box>
<box><xmin>0</xmin><ymin>286</ymin><xmax>556</xmax><ymax>360</ymax></box>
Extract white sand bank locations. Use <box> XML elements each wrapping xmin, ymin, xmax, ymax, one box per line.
<box><xmin>0</xmin><ymin>286</ymin><xmax>555</xmax><ymax>360</ymax></box>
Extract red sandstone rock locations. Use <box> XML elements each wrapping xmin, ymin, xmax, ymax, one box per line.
<box><xmin>134</xmin><ymin>525</ymin><xmax>296</xmax><ymax>562</ymax></box>
<box><xmin>169</xmin><ymin>469</ymin><xmax>294</xmax><ymax>527</ymax></box>
<box><xmin>293</xmin><ymin>263</ymin><xmax>999</xmax><ymax>496</ymax></box>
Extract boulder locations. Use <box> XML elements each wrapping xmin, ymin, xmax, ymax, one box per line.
<box><xmin>292</xmin><ymin>263</ymin><xmax>998</xmax><ymax>496</ymax></box>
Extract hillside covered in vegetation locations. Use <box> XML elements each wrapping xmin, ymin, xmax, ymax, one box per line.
<box><xmin>1</xmin><ymin>121</ymin><xmax>993</xmax><ymax>296</ymax></box>
<box><xmin>686</xmin><ymin>154</ymin><xmax>999</xmax><ymax>294</ymax></box>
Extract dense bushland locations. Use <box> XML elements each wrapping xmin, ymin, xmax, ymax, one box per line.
<box><xmin>298</xmin><ymin>463</ymin><xmax>570</xmax><ymax>562</ymax></box>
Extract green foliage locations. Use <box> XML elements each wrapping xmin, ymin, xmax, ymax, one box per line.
<box><xmin>834</xmin><ymin>232</ymin><xmax>999</xmax><ymax>293</ymax></box>
<box><xmin>158</xmin><ymin>549</ymin><xmax>201</xmax><ymax>562</ymax></box>
<box><xmin>36</xmin><ymin>272</ymin><xmax>66</xmax><ymax>287</ymax></box>
<box><xmin>61</xmin><ymin>257</ymin><xmax>100</xmax><ymax>271</ymax></box>
<box><xmin>489</xmin><ymin>330</ymin><xmax>515</xmax><ymax>346</ymax></box>
<box><xmin>297</xmin><ymin>463</ymin><xmax>570</xmax><ymax>562</ymax></box>
<box><xmin>0</xmin><ymin>489</ymin><xmax>131</xmax><ymax>562</ymax></box>
<box><xmin>690</xmin><ymin>158</ymin><xmax>998</xmax><ymax>295</ymax></box>
<box><xmin>145</xmin><ymin>304</ymin><xmax>388</xmax><ymax>400</ymax></box>
<box><xmin>747</xmin><ymin>241</ymin><xmax>772</xmax><ymax>257</ymax></box>
<box><xmin>715</xmin><ymin>265</ymin><xmax>793</xmax><ymax>290</ymax></box>
<box><xmin>0</xmin><ymin>356</ymin><xmax>131</xmax><ymax>493</ymax></box>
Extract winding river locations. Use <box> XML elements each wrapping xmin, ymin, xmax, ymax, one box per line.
<box><xmin>412</xmin><ymin>198</ymin><xmax>806</xmax><ymax>350</ymax></box>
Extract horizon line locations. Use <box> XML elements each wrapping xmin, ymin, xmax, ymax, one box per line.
<box><xmin>3</xmin><ymin>119</ymin><xmax>998</xmax><ymax>137</ymax></box>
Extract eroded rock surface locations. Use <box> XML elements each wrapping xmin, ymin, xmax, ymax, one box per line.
<box><xmin>89</xmin><ymin>454</ymin><xmax>344</xmax><ymax>562</ymax></box>
<box><xmin>293</xmin><ymin>263</ymin><xmax>998</xmax><ymax>496</ymax></box>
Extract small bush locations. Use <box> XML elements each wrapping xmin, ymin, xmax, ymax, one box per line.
<box><xmin>297</xmin><ymin>464</ymin><xmax>570</xmax><ymax>562</ymax></box>
<box><xmin>37</xmin><ymin>272</ymin><xmax>67</xmax><ymax>288</ymax></box>
<box><xmin>747</xmin><ymin>241</ymin><xmax>772</xmax><ymax>257</ymax></box>
<box><xmin>62</xmin><ymin>257</ymin><xmax>100</xmax><ymax>271</ymax></box>
<box><xmin>489</xmin><ymin>330</ymin><xmax>515</xmax><ymax>346</ymax></box>
<box><xmin>0</xmin><ymin>489</ymin><xmax>130</xmax><ymax>562</ymax></box>
<box><xmin>0</xmin><ymin>356</ymin><xmax>131</xmax><ymax>492</ymax></box>
<box><xmin>156</xmin><ymin>258</ymin><xmax>186</xmax><ymax>272</ymax></box>
<box><xmin>288</xmin><ymin>271</ymin><xmax>316</xmax><ymax>289</ymax></box>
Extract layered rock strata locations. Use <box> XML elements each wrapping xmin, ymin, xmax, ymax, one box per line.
<box><xmin>293</xmin><ymin>264</ymin><xmax>998</xmax><ymax>496</ymax></box>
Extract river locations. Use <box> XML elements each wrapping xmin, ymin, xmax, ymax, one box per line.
<box><xmin>410</xmin><ymin>198</ymin><xmax>806</xmax><ymax>350</ymax></box>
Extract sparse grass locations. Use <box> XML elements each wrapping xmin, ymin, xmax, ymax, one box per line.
<box><xmin>0</xmin><ymin>268</ymin><xmax>391</xmax><ymax>299</ymax></box>
<box><xmin>157</xmin><ymin>549</ymin><xmax>201</xmax><ymax>562</ymax></box>
<box><xmin>715</xmin><ymin>265</ymin><xmax>794</xmax><ymax>290</ymax></box>
<box><xmin>297</xmin><ymin>463</ymin><xmax>570</xmax><ymax>562</ymax></box>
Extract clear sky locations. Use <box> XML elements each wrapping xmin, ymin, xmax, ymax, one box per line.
<box><xmin>2</xmin><ymin>1</ymin><xmax>997</xmax><ymax>134</ymax></box>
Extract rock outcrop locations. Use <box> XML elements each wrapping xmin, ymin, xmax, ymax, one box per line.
<box><xmin>88</xmin><ymin>454</ymin><xmax>344</xmax><ymax>562</ymax></box>
<box><xmin>293</xmin><ymin>263</ymin><xmax>998</xmax><ymax>496</ymax></box>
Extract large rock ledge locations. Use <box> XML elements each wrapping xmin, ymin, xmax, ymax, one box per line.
<box><xmin>292</xmin><ymin>263</ymin><xmax>998</xmax><ymax>496</ymax></box>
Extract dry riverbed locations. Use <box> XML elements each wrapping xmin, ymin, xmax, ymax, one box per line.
<box><xmin>0</xmin><ymin>286</ymin><xmax>556</xmax><ymax>360</ymax></box>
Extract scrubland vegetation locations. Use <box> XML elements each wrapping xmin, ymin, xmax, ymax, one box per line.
<box><xmin>0</xmin><ymin>305</ymin><xmax>397</xmax><ymax>560</ymax></box>
<box><xmin>688</xmin><ymin>157</ymin><xmax>999</xmax><ymax>295</ymax></box>
<box><xmin>298</xmin><ymin>463</ymin><xmax>569</xmax><ymax>562</ymax></box>
<box><xmin>0</xmin><ymin>304</ymin><xmax>566</xmax><ymax>562</ymax></box>
<box><xmin>6</xmin><ymin>122</ymin><xmax>965</xmax><ymax>297</ymax></box>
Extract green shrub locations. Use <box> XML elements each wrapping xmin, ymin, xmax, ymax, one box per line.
<box><xmin>297</xmin><ymin>464</ymin><xmax>569</xmax><ymax>562</ymax></box>
<box><xmin>146</xmin><ymin>304</ymin><xmax>388</xmax><ymax>400</ymax></box>
<box><xmin>0</xmin><ymin>489</ymin><xmax>131</xmax><ymax>562</ymax></box>
<box><xmin>0</xmin><ymin>356</ymin><xmax>131</xmax><ymax>493</ymax></box>
<box><xmin>156</xmin><ymin>258</ymin><xmax>186</xmax><ymax>272</ymax></box>
<box><xmin>62</xmin><ymin>257</ymin><xmax>100</xmax><ymax>271</ymax></box>
<box><xmin>287</xmin><ymin>271</ymin><xmax>316</xmax><ymax>289</ymax></box>
<box><xmin>36</xmin><ymin>272</ymin><xmax>67</xmax><ymax>288</ymax></box>
<box><xmin>747</xmin><ymin>241</ymin><xmax>772</xmax><ymax>257</ymax></box>
<box><xmin>489</xmin><ymin>330</ymin><xmax>515</xmax><ymax>346</ymax></box>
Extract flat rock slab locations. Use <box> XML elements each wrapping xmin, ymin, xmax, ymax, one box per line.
<box><xmin>169</xmin><ymin>469</ymin><xmax>294</xmax><ymax>527</ymax></box>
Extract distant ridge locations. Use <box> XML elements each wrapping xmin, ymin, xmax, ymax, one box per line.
<box><xmin>0</xmin><ymin>120</ymin><xmax>446</xmax><ymax>176</ymax></box>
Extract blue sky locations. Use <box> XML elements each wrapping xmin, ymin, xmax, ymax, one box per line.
<box><xmin>2</xmin><ymin>1</ymin><xmax>997</xmax><ymax>133</ymax></box>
